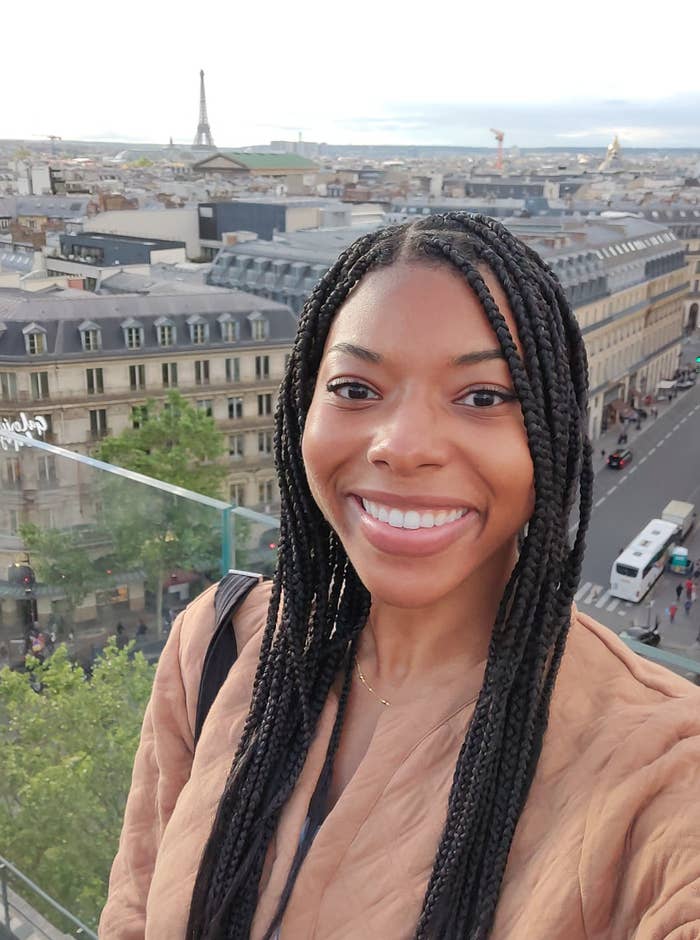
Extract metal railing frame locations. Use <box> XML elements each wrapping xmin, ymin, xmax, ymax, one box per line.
<box><xmin>0</xmin><ymin>855</ymin><xmax>97</xmax><ymax>939</ymax></box>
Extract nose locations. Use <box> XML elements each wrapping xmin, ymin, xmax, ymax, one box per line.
<box><xmin>366</xmin><ymin>394</ymin><xmax>450</xmax><ymax>475</ymax></box>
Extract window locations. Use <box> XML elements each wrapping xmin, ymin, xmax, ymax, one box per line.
<box><xmin>255</xmin><ymin>355</ymin><xmax>270</xmax><ymax>380</ymax></box>
<box><xmin>230</xmin><ymin>482</ymin><xmax>246</xmax><ymax>506</ymax></box>
<box><xmin>195</xmin><ymin>360</ymin><xmax>210</xmax><ymax>385</ymax></box>
<box><xmin>132</xmin><ymin>405</ymin><xmax>148</xmax><ymax>429</ymax></box>
<box><xmin>7</xmin><ymin>509</ymin><xmax>20</xmax><ymax>535</ymax></box>
<box><xmin>30</xmin><ymin>371</ymin><xmax>50</xmax><ymax>400</ymax></box>
<box><xmin>258</xmin><ymin>430</ymin><xmax>273</xmax><ymax>455</ymax></box>
<box><xmin>89</xmin><ymin>408</ymin><xmax>108</xmax><ymax>439</ymax></box>
<box><xmin>27</xmin><ymin>332</ymin><xmax>46</xmax><ymax>355</ymax></box>
<box><xmin>252</xmin><ymin>318</ymin><xmax>269</xmax><ymax>341</ymax></box>
<box><xmin>257</xmin><ymin>393</ymin><xmax>273</xmax><ymax>416</ymax></box>
<box><xmin>81</xmin><ymin>327</ymin><xmax>101</xmax><ymax>351</ymax></box>
<box><xmin>124</xmin><ymin>326</ymin><xmax>143</xmax><ymax>349</ymax></box>
<box><xmin>0</xmin><ymin>372</ymin><xmax>17</xmax><ymax>400</ymax></box>
<box><xmin>159</xmin><ymin>324</ymin><xmax>174</xmax><ymax>346</ymax></box>
<box><xmin>187</xmin><ymin>316</ymin><xmax>209</xmax><ymax>345</ymax></box>
<box><xmin>258</xmin><ymin>479</ymin><xmax>274</xmax><ymax>505</ymax></box>
<box><xmin>225</xmin><ymin>357</ymin><xmax>240</xmax><ymax>383</ymax></box>
<box><xmin>37</xmin><ymin>507</ymin><xmax>54</xmax><ymax>529</ymax></box>
<box><xmin>228</xmin><ymin>396</ymin><xmax>243</xmax><ymax>419</ymax></box>
<box><xmin>220</xmin><ymin>319</ymin><xmax>239</xmax><ymax>343</ymax></box>
<box><xmin>37</xmin><ymin>455</ymin><xmax>57</xmax><ymax>486</ymax></box>
<box><xmin>197</xmin><ymin>399</ymin><xmax>213</xmax><ymax>417</ymax></box>
<box><xmin>129</xmin><ymin>364</ymin><xmax>146</xmax><ymax>391</ymax></box>
<box><xmin>86</xmin><ymin>368</ymin><xmax>104</xmax><ymax>395</ymax></box>
<box><xmin>229</xmin><ymin>433</ymin><xmax>245</xmax><ymax>459</ymax></box>
<box><xmin>5</xmin><ymin>458</ymin><xmax>21</xmax><ymax>487</ymax></box>
<box><xmin>162</xmin><ymin>362</ymin><xmax>178</xmax><ymax>388</ymax></box>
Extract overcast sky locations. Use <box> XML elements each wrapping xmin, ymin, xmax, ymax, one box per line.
<box><xmin>4</xmin><ymin>0</ymin><xmax>699</xmax><ymax>149</ymax></box>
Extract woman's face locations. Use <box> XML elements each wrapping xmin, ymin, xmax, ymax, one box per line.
<box><xmin>301</xmin><ymin>262</ymin><xmax>535</xmax><ymax>610</ymax></box>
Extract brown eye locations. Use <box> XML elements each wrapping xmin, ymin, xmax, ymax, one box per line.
<box><xmin>326</xmin><ymin>380</ymin><xmax>380</xmax><ymax>401</ymax></box>
<box><xmin>458</xmin><ymin>387</ymin><xmax>517</xmax><ymax>408</ymax></box>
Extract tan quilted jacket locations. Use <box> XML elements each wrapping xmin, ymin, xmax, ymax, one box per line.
<box><xmin>100</xmin><ymin>581</ymin><xmax>700</xmax><ymax>939</ymax></box>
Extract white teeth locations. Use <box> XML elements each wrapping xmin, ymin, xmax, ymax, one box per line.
<box><xmin>360</xmin><ymin>498</ymin><xmax>469</xmax><ymax>530</ymax></box>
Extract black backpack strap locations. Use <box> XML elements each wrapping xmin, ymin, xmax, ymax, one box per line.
<box><xmin>194</xmin><ymin>570</ymin><xmax>262</xmax><ymax>749</ymax></box>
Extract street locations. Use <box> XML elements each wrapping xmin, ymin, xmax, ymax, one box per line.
<box><xmin>575</xmin><ymin>343</ymin><xmax>700</xmax><ymax>661</ymax></box>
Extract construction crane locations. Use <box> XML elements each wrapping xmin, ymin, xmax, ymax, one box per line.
<box><xmin>490</xmin><ymin>128</ymin><xmax>504</xmax><ymax>171</ymax></box>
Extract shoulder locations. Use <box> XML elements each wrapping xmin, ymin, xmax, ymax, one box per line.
<box><xmin>553</xmin><ymin>606</ymin><xmax>700</xmax><ymax>773</ymax></box>
<box><xmin>562</xmin><ymin>605</ymin><xmax>700</xmax><ymax>710</ymax></box>
<box><xmin>554</xmin><ymin>608</ymin><xmax>700</xmax><ymax>936</ymax></box>
<box><xmin>171</xmin><ymin>579</ymin><xmax>273</xmax><ymax>730</ymax></box>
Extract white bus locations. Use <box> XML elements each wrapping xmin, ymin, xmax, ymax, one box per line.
<box><xmin>609</xmin><ymin>518</ymin><xmax>679</xmax><ymax>602</ymax></box>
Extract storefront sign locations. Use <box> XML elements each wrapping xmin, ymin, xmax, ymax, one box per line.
<box><xmin>0</xmin><ymin>413</ymin><xmax>48</xmax><ymax>451</ymax></box>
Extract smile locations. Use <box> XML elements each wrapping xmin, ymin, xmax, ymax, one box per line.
<box><xmin>360</xmin><ymin>498</ymin><xmax>470</xmax><ymax>529</ymax></box>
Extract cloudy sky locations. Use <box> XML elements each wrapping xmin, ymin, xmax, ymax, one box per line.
<box><xmin>4</xmin><ymin>0</ymin><xmax>699</xmax><ymax>149</ymax></box>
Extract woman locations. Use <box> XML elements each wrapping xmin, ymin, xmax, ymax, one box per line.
<box><xmin>101</xmin><ymin>214</ymin><xmax>700</xmax><ymax>939</ymax></box>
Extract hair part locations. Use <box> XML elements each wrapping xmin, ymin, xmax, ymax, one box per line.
<box><xmin>186</xmin><ymin>213</ymin><xmax>593</xmax><ymax>940</ymax></box>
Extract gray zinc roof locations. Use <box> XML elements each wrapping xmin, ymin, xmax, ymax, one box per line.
<box><xmin>0</xmin><ymin>290</ymin><xmax>296</xmax><ymax>362</ymax></box>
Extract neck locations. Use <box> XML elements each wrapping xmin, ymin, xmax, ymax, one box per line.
<box><xmin>358</xmin><ymin>545</ymin><xmax>517</xmax><ymax>690</ymax></box>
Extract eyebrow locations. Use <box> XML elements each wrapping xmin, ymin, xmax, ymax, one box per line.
<box><xmin>327</xmin><ymin>342</ymin><xmax>505</xmax><ymax>367</ymax></box>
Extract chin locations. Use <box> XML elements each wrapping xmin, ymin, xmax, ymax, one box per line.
<box><xmin>352</xmin><ymin>565</ymin><xmax>474</xmax><ymax>611</ymax></box>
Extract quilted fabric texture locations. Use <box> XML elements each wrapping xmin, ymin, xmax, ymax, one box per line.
<box><xmin>99</xmin><ymin>582</ymin><xmax>700</xmax><ymax>939</ymax></box>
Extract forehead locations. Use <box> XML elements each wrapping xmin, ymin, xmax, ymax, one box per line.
<box><xmin>323</xmin><ymin>262</ymin><xmax>523</xmax><ymax>358</ymax></box>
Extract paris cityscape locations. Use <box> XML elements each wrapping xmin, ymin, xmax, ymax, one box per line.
<box><xmin>1</xmin><ymin>7</ymin><xmax>700</xmax><ymax>932</ymax></box>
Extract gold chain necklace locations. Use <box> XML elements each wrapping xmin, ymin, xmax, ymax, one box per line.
<box><xmin>355</xmin><ymin>659</ymin><xmax>392</xmax><ymax>707</ymax></box>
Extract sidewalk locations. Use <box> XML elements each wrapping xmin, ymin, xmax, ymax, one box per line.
<box><xmin>591</xmin><ymin>384</ymin><xmax>695</xmax><ymax>475</ymax></box>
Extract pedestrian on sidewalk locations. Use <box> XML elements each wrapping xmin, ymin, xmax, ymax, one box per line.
<box><xmin>685</xmin><ymin>578</ymin><xmax>694</xmax><ymax>601</ymax></box>
<box><xmin>684</xmin><ymin>598</ymin><xmax>692</xmax><ymax>617</ymax></box>
<box><xmin>675</xmin><ymin>582</ymin><xmax>684</xmax><ymax>602</ymax></box>
<box><xmin>600</xmin><ymin>449</ymin><xmax>606</xmax><ymax>460</ymax></box>
<box><xmin>669</xmin><ymin>603</ymin><xmax>678</xmax><ymax>623</ymax></box>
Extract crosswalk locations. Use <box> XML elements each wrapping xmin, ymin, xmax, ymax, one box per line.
<box><xmin>574</xmin><ymin>581</ymin><xmax>627</xmax><ymax>614</ymax></box>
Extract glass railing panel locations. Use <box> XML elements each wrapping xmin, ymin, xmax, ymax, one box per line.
<box><xmin>0</xmin><ymin>429</ymin><xmax>279</xmax><ymax>669</ymax></box>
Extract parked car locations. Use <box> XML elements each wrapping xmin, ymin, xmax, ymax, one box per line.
<box><xmin>607</xmin><ymin>449</ymin><xmax>633</xmax><ymax>469</ymax></box>
<box><xmin>677</xmin><ymin>378</ymin><xmax>696</xmax><ymax>390</ymax></box>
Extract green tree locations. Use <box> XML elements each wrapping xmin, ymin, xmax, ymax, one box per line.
<box><xmin>18</xmin><ymin>523</ymin><xmax>99</xmax><ymax>621</ymax></box>
<box><xmin>94</xmin><ymin>390</ymin><xmax>227</xmax><ymax>498</ymax></box>
<box><xmin>0</xmin><ymin>643</ymin><xmax>154</xmax><ymax>929</ymax></box>
<box><xmin>93</xmin><ymin>392</ymin><xmax>244</xmax><ymax>633</ymax></box>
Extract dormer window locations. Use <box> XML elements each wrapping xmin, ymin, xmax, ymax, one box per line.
<box><xmin>23</xmin><ymin>322</ymin><xmax>47</xmax><ymax>355</ymax></box>
<box><xmin>218</xmin><ymin>313</ymin><xmax>240</xmax><ymax>343</ymax></box>
<box><xmin>121</xmin><ymin>318</ymin><xmax>144</xmax><ymax>349</ymax></box>
<box><xmin>155</xmin><ymin>316</ymin><xmax>177</xmax><ymax>347</ymax></box>
<box><xmin>248</xmin><ymin>311</ymin><xmax>269</xmax><ymax>342</ymax></box>
<box><xmin>187</xmin><ymin>315</ymin><xmax>209</xmax><ymax>345</ymax></box>
<box><xmin>79</xmin><ymin>319</ymin><xmax>102</xmax><ymax>351</ymax></box>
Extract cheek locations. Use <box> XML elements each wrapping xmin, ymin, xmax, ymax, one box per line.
<box><xmin>301</xmin><ymin>404</ymin><xmax>341</xmax><ymax>516</ymax></box>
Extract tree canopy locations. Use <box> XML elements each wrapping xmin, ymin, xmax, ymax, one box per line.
<box><xmin>0</xmin><ymin>643</ymin><xmax>154</xmax><ymax>929</ymax></box>
<box><xmin>94</xmin><ymin>390</ymin><xmax>227</xmax><ymax>498</ymax></box>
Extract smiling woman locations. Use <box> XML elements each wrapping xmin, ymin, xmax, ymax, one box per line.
<box><xmin>101</xmin><ymin>214</ymin><xmax>700</xmax><ymax>940</ymax></box>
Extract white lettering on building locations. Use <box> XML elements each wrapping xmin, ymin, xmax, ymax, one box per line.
<box><xmin>0</xmin><ymin>413</ymin><xmax>49</xmax><ymax>451</ymax></box>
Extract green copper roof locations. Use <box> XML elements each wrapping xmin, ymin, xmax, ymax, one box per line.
<box><xmin>219</xmin><ymin>151</ymin><xmax>318</xmax><ymax>170</ymax></box>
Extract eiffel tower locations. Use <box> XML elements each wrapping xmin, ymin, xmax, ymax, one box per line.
<box><xmin>193</xmin><ymin>70</ymin><xmax>215</xmax><ymax>148</ymax></box>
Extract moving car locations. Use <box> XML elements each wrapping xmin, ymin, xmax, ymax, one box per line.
<box><xmin>607</xmin><ymin>448</ymin><xmax>633</xmax><ymax>469</ymax></box>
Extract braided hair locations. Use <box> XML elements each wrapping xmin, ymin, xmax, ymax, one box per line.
<box><xmin>186</xmin><ymin>213</ymin><xmax>593</xmax><ymax>939</ymax></box>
